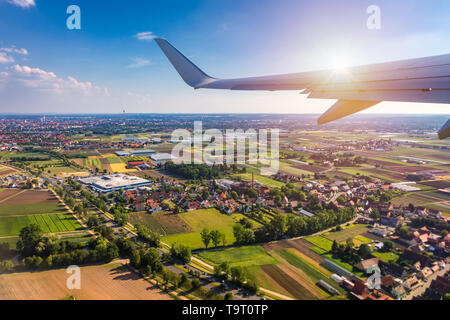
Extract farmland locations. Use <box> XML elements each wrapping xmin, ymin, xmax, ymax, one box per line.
<box><xmin>196</xmin><ymin>245</ymin><xmax>277</xmax><ymax>267</ymax></box>
<box><xmin>0</xmin><ymin>190</ymin><xmax>83</xmax><ymax>247</ymax></box>
<box><xmin>129</xmin><ymin>211</ymin><xmax>191</xmax><ymax>236</ymax></box>
<box><xmin>162</xmin><ymin>209</ymin><xmax>245</xmax><ymax>249</ymax></box>
<box><xmin>0</xmin><ymin>262</ymin><xmax>172</xmax><ymax>300</ymax></box>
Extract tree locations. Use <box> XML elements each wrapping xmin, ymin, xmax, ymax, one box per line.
<box><xmin>0</xmin><ymin>260</ymin><xmax>14</xmax><ymax>273</ymax></box>
<box><xmin>17</xmin><ymin>224</ymin><xmax>43</xmax><ymax>257</ymax></box>
<box><xmin>210</xmin><ymin>230</ymin><xmax>222</xmax><ymax>247</ymax></box>
<box><xmin>383</xmin><ymin>240</ymin><xmax>394</xmax><ymax>252</ymax></box>
<box><xmin>358</xmin><ymin>244</ymin><xmax>372</xmax><ymax>259</ymax></box>
<box><xmin>230</xmin><ymin>266</ymin><xmax>246</xmax><ymax>283</ymax></box>
<box><xmin>221</xmin><ymin>233</ymin><xmax>227</xmax><ymax>247</ymax></box>
<box><xmin>200</xmin><ymin>228</ymin><xmax>212</xmax><ymax>248</ymax></box>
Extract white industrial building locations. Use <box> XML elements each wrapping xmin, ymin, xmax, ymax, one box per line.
<box><xmin>79</xmin><ymin>174</ymin><xmax>151</xmax><ymax>193</ymax></box>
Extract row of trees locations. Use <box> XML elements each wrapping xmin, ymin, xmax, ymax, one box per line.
<box><xmin>214</xmin><ymin>262</ymin><xmax>258</xmax><ymax>294</ymax></box>
<box><xmin>200</xmin><ymin>228</ymin><xmax>227</xmax><ymax>248</ymax></box>
<box><xmin>164</xmin><ymin>162</ymin><xmax>235</xmax><ymax>180</ymax></box>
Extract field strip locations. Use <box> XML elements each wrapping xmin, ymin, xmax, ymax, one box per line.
<box><xmin>270</xmin><ymin>251</ymin><xmax>323</xmax><ymax>299</ymax></box>
<box><xmin>0</xmin><ymin>189</ymin><xmax>26</xmax><ymax>204</ymax></box>
<box><xmin>259</xmin><ymin>287</ymin><xmax>294</xmax><ymax>300</ymax></box>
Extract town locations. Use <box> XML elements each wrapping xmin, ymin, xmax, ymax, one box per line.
<box><xmin>0</xmin><ymin>114</ymin><xmax>448</xmax><ymax>301</ymax></box>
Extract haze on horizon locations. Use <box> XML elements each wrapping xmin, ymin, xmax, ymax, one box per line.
<box><xmin>0</xmin><ymin>0</ymin><xmax>450</xmax><ymax>115</ymax></box>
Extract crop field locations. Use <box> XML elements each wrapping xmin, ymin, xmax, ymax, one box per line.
<box><xmin>241</xmin><ymin>246</ymin><xmax>345</xmax><ymax>300</ymax></box>
<box><xmin>0</xmin><ymin>262</ymin><xmax>172</xmax><ymax>300</ymax></box>
<box><xmin>129</xmin><ymin>212</ymin><xmax>191</xmax><ymax>236</ymax></box>
<box><xmin>109</xmin><ymin>163</ymin><xmax>136</xmax><ymax>173</ymax></box>
<box><xmin>0</xmin><ymin>213</ymin><xmax>82</xmax><ymax>237</ymax></box>
<box><xmin>0</xmin><ymin>190</ymin><xmax>67</xmax><ymax>216</ymax></box>
<box><xmin>234</xmin><ymin>173</ymin><xmax>285</xmax><ymax>188</ymax></box>
<box><xmin>84</xmin><ymin>156</ymin><xmax>101</xmax><ymax>168</ymax></box>
<box><xmin>419</xmin><ymin>180</ymin><xmax>450</xmax><ymax>189</ymax></box>
<box><xmin>304</xmin><ymin>236</ymin><xmax>334</xmax><ymax>251</ymax></box>
<box><xmin>321</xmin><ymin>224</ymin><xmax>370</xmax><ymax>242</ymax></box>
<box><xmin>0</xmin><ymin>190</ymin><xmax>82</xmax><ymax>238</ymax></box>
<box><xmin>162</xmin><ymin>209</ymin><xmax>242</xmax><ymax>249</ymax></box>
<box><xmin>104</xmin><ymin>154</ymin><xmax>122</xmax><ymax>164</ymax></box>
<box><xmin>196</xmin><ymin>245</ymin><xmax>277</xmax><ymax>267</ymax></box>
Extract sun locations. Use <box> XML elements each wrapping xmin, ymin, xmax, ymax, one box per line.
<box><xmin>331</xmin><ymin>56</ymin><xmax>350</xmax><ymax>72</ymax></box>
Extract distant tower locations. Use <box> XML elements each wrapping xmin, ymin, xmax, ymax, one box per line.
<box><xmin>251</xmin><ymin>172</ymin><xmax>254</xmax><ymax>189</ymax></box>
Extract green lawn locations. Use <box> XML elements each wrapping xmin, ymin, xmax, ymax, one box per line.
<box><xmin>322</xmin><ymin>224</ymin><xmax>369</xmax><ymax>242</ymax></box>
<box><xmin>234</xmin><ymin>173</ymin><xmax>285</xmax><ymax>188</ymax></box>
<box><xmin>0</xmin><ymin>213</ymin><xmax>82</xmax><ymax>237</ymax></box>
<box><xmin>162</xmin><ymin>208</ymin><xmax>242</xmax><ymax>249</ymax></box>
<box><xmin>0</xmin><ymin>202</ymin><xmax>67</xmax><ymax>217</ymax></box>
<box><xmin>196</xmin><ymin>245</ymin><xmax>277</xmax><ymax>267</ymax></box>
<box><xmin>305</xmin><ymin>236</ymin><xmax>334</xmax><ymax>251</ymax></box>
<box><xmin>372</xmin><ymin>251</ymin><xmax>399</xmax><ymax>263</ymax></box>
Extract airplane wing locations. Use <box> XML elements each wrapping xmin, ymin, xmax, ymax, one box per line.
<box><xmin>155</xmin><ymin>38</ymin><xmax>450</xmax><ymax>139</ymax></box>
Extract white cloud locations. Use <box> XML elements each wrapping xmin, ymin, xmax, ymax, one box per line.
<box><xmin>127</xmin><ymin>57</ymin><xmax>151</xmax><ymax>68</ymax></box>
<box><xmin>1</xmin><ymin>64</ymin><xmax>104</xmax><ymax>96</ymax></box>
<box><xmin>0</xmin><ymin>53</ymin><xmax>14</xmax><ymax>64</ymax></box>
<box><xmin>0</xmin><ymin>47</ymin><xmax>28</xmax><ymax>55</ymax></box>
<box><xmin>134</xmin><ymin>31</ymin><xmax>157</xmax><ymax>41</ymax></box>
<box><xmin>7</xmin><ymin>0</ymin><xmax>35</xmax><ymax>8</ymax></box>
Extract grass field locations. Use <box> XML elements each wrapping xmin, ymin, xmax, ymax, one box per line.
<box><xmin>196</xmin><ymin>245</ymin><xmax>278</xmax><ymax>267</ymax></box>
<box><xmin>162</xmin><ymin>209</ymin><xmax>242</xmax><ymax>249</ymax></box>
<box><xmin>0</xmin><ymin>213</ymin><xmax>82</xmax><ymax>237</ymax></box>
<box><xmin>0</xmin><ymin>202</ymin><xmax>66</xmax><ymax>216</ymax></box>
<box><xmin>372</xmin><ymin>251</ymin><xmax>400</xmax><ymax>263</ymax></box>
<box><xmin>235</xmin><ymin>173</ymin><xmax>285</xmax><ymax>188</ymax></box>
<box><xmin>129</xmin><ymin>212</ymin><xmax>191</xmax><ymax>236</ymax></box>
<box><xmin>322</xmin><ymin>224</ymin><xmax>369</xmax><ymax>242</ymax></box>
<box><xmin>304</xmin><ymin>236</ymin><xmax>334</xmax><ymax>251</ymax></box>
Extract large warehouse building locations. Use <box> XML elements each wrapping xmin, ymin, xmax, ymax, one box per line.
<box><xmin>79</xmin><ymin>174</ymin><xmax>151</xmax><ymax>193</ymax></box>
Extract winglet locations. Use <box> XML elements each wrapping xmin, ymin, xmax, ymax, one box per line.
<box><xmin>154</xmin><ymin>38</ymin><xmax>215</xmax><ymax>88</ymax></box>
<box><xmin>438</xmin><ymin>118</ymin><xmax>450</xmax><ymax>140</ymax></box>
<box><xmin>318</xmin><ymin>100</ymin><xmax>381</xmax><ymax>125</ymax></box>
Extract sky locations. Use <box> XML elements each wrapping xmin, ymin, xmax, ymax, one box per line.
<box><xmin>0</xmin><ymin>0</ymin><xmax>450</xmax><ymax>114</ymax></box>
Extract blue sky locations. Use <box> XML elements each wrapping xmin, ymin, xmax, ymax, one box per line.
<box><xmin>0</xmin><ymin>0</ymin><xmax>450</xmax><ymax>114</ymax></box>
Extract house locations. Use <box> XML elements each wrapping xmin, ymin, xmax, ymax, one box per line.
<box><xmin>355</xmin><ymin>257</ymin><xmax>381</xmax><ymax>273</ymax></box>
<box><xmin>380</xmin><ymin>215</ymin><xmax>403</xmax><ymax>228</ymax></box>
<box><xmin>403</xmin><ymin>276</ymin><xmax>422</xmax><ymax>291</ymax></box>
<box><xmin>429</xmin><ymin>276</ymin><xmax>450</xmax><ymax>297</ymax></box>
<box><xmin>418</xmin><ymin>267</ymin><xmax>433</xmax><ymax>280</ymax></box>
<box><xmin>391</xmin><ymin>284</ymin><xmax>407</xmax><ymax>300</ymax></box>
<box><xmin>147</xmin><ymin>199</ymin><xmax>162</xmax><ymax>213</ymax></box>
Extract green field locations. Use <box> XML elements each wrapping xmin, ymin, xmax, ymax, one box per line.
<box><xmin>235</xmin><ymin>173</ymin><xmax>285</xmax><ymax>188</ymax></box>
<box><xmin>84</xmin><ymin>158</ymin><xmax>101</xmax><ymax>167</ymax></box>
<box><xmin>372</xmin><ymin>251</ymin><xmax>400</xmax><ymax>263</ymax></box>
<box><xmin>105</xmin><ymin>155</ymin><xmax>122</xmax><ymax>164</ymax></box>
<box><xmin>276</xmin><ymin>249</ymin><xmax>344</xmax><ymax>295</ymax></box>
<box><xmin>0</xmin><ymin>213</ymin><xmax>82</xmax><ymax>237</ymax></box>
<box><xmin>162</xmin><ymin>209</ymin><xmax>242</xmax><ymax>249</ymax></box>
<box><xmin>196</xmin><ymin>245</ymin><xmax>278</xmax><ymax>267</ymax></box>
<box><xmin>0</xmin><ymin>202</ymin><xmax>67</xmax><ymax>217</ymax></box>
<box><xmin>322</xmin><ymin>224</ymin><xmax>369</xmax><ymax>242</ymax></box>
<box><xmin>305</xmin><ymin>236</ymin><xmax>334</xmax><ymax>251</ymax></box>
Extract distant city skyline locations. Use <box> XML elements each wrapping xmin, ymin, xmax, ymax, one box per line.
<box><xmin>1</xmin><ymin>0</ymin><xmax>450</xmax><ymax>114</ymax></box>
